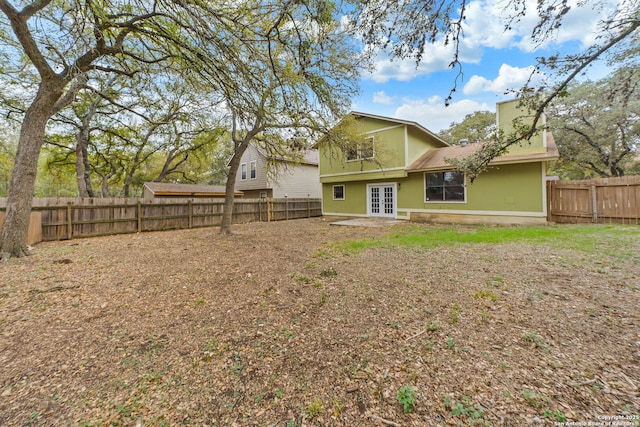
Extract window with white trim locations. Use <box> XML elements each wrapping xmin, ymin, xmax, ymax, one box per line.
<box><xmin>240</xmin><ymin>163</ymin><xmax>247</xmax><ymax>180</ymax></box>
<box><xmin>425</xmin><ymin>171</ymin><xmax>465</xmax><ymax>202</ymax></box>
<box><xmin>250</xmin><ymin>161</ymin><xmax>257</xmax><ymax>179</ymax></box>
<box><xmin>345</xmin><ymin>136</ymin><xmax>374</xmax><ymax>161</ymax></box>
<box><xmin>333</xmin><ymin>185</ymin><xmax>345</xmax><ymax>200</ymax></box>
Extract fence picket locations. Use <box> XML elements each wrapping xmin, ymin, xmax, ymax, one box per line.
<box><xmin>0</xmin><ymin>197</ymin><xmax>322</xmax><ymax>242</ymax></box>
<box><xmin>547</xmin><ymin>176</ymin><xmax>640</xmax><ymax>224</ymax></box>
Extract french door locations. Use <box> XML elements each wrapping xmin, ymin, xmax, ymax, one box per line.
<box><xmin>368</xmin><ymin>184</ymin><xmax>396</xmax><ymax>218</ymax></box>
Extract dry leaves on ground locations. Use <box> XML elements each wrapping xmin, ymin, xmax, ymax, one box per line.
<box><xmin>0</xmin><ymin>218</ymin><xmax>639</xmax><ymax>426</ymax></box>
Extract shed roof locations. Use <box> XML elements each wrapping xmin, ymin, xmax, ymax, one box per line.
<box><xmin>406</xmin><ymin>131</ymin><xmax>559</xmax><ymax>172</ymax></box>
<box><xmin>144</xmin><ymin>182</ymin><xmax>243</xmax><ymax>197</ymax></box>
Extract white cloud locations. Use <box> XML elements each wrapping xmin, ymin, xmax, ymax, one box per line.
<box><xmin>463</xmin><ymin>64</ymin><xmax>543</xmax><ymax>95</ymax></box>
<box><xmin>463</xmin><ymin>0</ymin><xmax>621</xmax><ymax>52</ymax></box>
<box><xmin>394</xmin><ymin>97</ymin><xmax>493</xmax><ymax>133</ymax></box>
<box><xmin>363</xmin><ymin>0</ymin><xmax>620</xmax><ymax>84</ymax></box>
<box><xmin>372</xmin><ymin>91</ymin><xmax>394</xmax><ymax>105</ymax></box>
<box><xmin>365</xmin><ymin>40</ymin><xmax>483</xmax><ymax>83</ymax></box>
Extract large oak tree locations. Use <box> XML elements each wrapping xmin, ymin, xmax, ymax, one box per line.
<box><xmin>0</xmin><ymin>0</ymin><xmax>358</xmax><ymax>257</ymax></box>
<box><xmin>548</xmin><ymin>68</ymin><xmax>640</xmax><ymax>179</ymax></box>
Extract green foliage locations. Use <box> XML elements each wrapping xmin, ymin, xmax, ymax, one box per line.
<box><xmin>319</xmin><ymin>267</ymin><xmax>338</xmax><ymax>278</ymax></box>
<box><xmin>521</xmin><ymin>389</ymin><xmax>546</xmax><ymax>408</ymax></box>
<box><xmin>448</xmin><ymin>304</ymin><xmax>461</xmax><ymax>325</ymax></box>
<box><xmin>446</xmin><ymin>336</ymin><xmax>455</xmax><ymax>349</ymax></box>
<box><xmin>0</xmin><ymin>124</ymin><xmax>17</xmax><ymax>198</ymax></box>
<box><xmin>294</xmin><ymin>273</ymin><xmax>312</xmax><ymax>284</ymax></box>
<box><xmin>202</xmin><ymin>338</ymin><xmax>219</xmax><ymax>353</ymax></box>
<box><xmin>444</xmin><ymin>396</ymin><xmax>489</xmax><ymax>425</ymax></box>
<box><xmin>306</xmin><ymin>398</ymin><xmax>325</xmax><ymax>418</ymax></box>
<box><xmin>548</xmin><ymin>67</ymin><xmax>640</xmax><ymax>179</ymax></box>
<box><xmin>522</xmin><ymin>332</ymin><xmax>544</xmax><ymax>346</ymax></box>
<box><xmin>320</xmin><ymin>293</ymin><xmax>328</xmax><ymax>305</ymax></box>
<box><xmin>543</xmin><ymin>409</ymin><xmax>567</xmax><ymax>422</ymax></box>
<box><xmin>439</xmin><ymin>111</ymin><xmax>497</xmax><ymax>145</ymax></box>
<box><xmin>396</xmin><ymin>385</ymin><xmax>417</xmax><ymax>413</ymax></box>
<box><xmin>473</xmin><ymin>290</ymin><xmax>498</xmax><ymax>301</ymax></box>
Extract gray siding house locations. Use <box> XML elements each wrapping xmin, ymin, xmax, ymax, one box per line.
<box><xmin>234</xmin><ymin>143</ymin><xmax>321</xmax><ymax>198</ymax></box>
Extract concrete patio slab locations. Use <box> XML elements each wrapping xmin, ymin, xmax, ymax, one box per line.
<box><xmin>329</xmin><ymin>218</ymin><xmax>404</xmax><ymax>227</ymax></box>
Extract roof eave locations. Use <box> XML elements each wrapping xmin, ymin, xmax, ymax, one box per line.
<box><xmin>407</xmin><ymin>153</ymin><xmax>560</xmax><ymax>173</ymax></box>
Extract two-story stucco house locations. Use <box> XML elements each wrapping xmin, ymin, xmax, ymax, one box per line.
<box><xmin>234</xmin><ymin>142</ymin><xmax>321</xmax><ymax>199</ymax></box>
<box><xmin>318</xmin><ymin>99</ymin><xmax>559</xmax><ymax>225</ymax></box>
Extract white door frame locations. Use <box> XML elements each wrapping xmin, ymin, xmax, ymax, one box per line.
<box><xmin>367</xmin><ymin>183</ymin><xmax>397</xmax><ymax>218</ymax></box>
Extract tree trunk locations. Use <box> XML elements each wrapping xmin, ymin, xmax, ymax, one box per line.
<box><xmin>220</xmin><ymin>150</ymin><xmax>243</xmax><ymax>234</ymax></box>
<box><xmin>0</xmin><ymin>87</ymin><xmax>58</xmax><ymax>259</ymax></box>
<box><xmin>75</xmin><ymin>100</ymin><xmax>98</xmax><ymax>197</ymax></box>
<box><xmin>75</xmin><ymin>133</ymin><xmax>94</xmax><ymax>197</ymax></box>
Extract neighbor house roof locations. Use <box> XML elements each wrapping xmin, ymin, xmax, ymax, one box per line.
<box><xmin>263</xmin><ymin>148</ymin><xmax>319</xmax><ymax>165</ymax></box>
<box><xmin>144</xmin><ymin>182</ymin><xmax>243</xmax><ymax>197</ymax></box>
<box><xmin>227</xmin><ymin>143</ymin><xmax>319</xmax><ymax>167</ymax></box>
<box><xmin>406</xmin><ymin>131</ymin><xmax>559</xmax><ymax>172</ymax></box>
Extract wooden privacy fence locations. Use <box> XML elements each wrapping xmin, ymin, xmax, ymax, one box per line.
<box><xmin>0</xmin><ymin>197</ymin><xmax>322</xmax><ymax>242</ymax></box>
<box><xmin>547</xmin><ymin>175</ymin><xmax>640</xmax><ymax>224</ymax></box>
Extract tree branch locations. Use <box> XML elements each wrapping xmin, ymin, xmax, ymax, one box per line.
<box><xmin>20</xmin><ymin>0</ymin><xmax>52</xmax><ymax>19</ymax></box>
<box><xmin>0</xmin><ymin>0</ymin><xmax>56</xmax><ymax>80</ymax></box>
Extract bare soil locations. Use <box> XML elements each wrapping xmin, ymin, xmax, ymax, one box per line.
<box><xmin>0</xmin><ymin>218</ymin><xmax>639</xmax><ymax>427</ymax></box>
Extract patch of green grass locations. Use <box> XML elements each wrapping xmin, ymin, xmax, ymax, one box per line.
<box><xmin>473</xmin><ymin>290</ymin><xmax>499</xmax><ymax>301</ymax></box>
<box><xmin>202</xmin><ymin>338</ymin><xmax>219</xmax><ymax>353</ymax></box>
<box><xmin>320</xmin><ymin>293</ymin><xmax>328</xmax><ymax>306</ymax></box>
<box><xmin>426</xmin><ymin>320</ymin><xmax>439</xmax><ymax>331</ymax></box>
<box><xmin>143</xmin><ymin>370</ymin><xmax>164</xmax><ymax>383</ymax></box>
<box><xmin>231</xmin><ymin>354</ymin><xmax>246</xmax><ymax>376</ymax></box>
<box><xmin>448</xmin><ymin>303</ymin><xmax>461</xmax><ymax>325</ymax></box>
<box><xmin>544</xmin><ymin>409</ymin><xmax>567</xmax><ymax>422</ymax></box>
<box><xmin>332</xmin><ymin>224</ymin><xmax>638</xmax><ymax>257</ymax></box>
<box><xmin>522</xmin><ymin>389</ymin><xmax>546</xmax><ymax>408</ymax></box>
<box><xmin>319</xmin><ymin>267</ymin><xmax>338</xmax><ymax>278</ymax></box>
<box><xmin>306</xmin><ymin>398</ymin><xmax>325</xmax><ymax>418</ymax></box>
<box><xmin>293</xmin><ymin>273</ymin><xmax>312</xmax><ymax>284</ymax></box>
<box><xmin>444</xmin><ymin>395</ymin><xmax>490</xmax><ymax>426</ymax></box>
<box><xmin>446</xmin><ymin>336</ymin><xmax>455</xmax><ymax>350</ymax></box>
<box><xmin>332</xmin><ymin>398</ymin><xmax>345</xmax><ymax>417</ymax></box>
<box><xmin>522</xmin><ymin>331</ymin><xmax>546</xmax><ymax>347</ymax></box>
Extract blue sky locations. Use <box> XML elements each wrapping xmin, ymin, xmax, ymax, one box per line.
<box><xmin>350</xmin><ymin>0</ymin><xmax>621</xmax><ymax>132</ymax></box>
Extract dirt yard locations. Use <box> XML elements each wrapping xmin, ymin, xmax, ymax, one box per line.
<box><xmin>0</xmin><ymin>218</ymin><xmax>638</xmax><ymax>427</ymax></box>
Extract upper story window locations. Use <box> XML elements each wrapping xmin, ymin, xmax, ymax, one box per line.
<box><xmin>345</xmin><ymin>136</ymin><xmax>374</xmax><ymax>161</ymax></box>
<box><xmin>425</xmin><ymin>171</ymin><xmax>465</xmax><ymax>202</ymax></box>
<box><xmin>241</xmin><ymin>163</ymin><xmax>247</xmax><ymax>180</ymax></box>
<box><xmin>250</xmin><ymin>161</ymin><xmax>257</xmax><ymax>179</ymax></box>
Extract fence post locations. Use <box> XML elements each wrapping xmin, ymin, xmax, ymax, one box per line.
<box><xmin>285</xmin><ymin>195</ymin><xmax>288</xmax><ymax>221</ymax></box>
<box><xmin>66</xmin><ymin>203</ymin><xmax>72</xmax><ymax>240</ymax></box>
<box><xmin>267</xmin><ymin>198</ymin><xmax>272</xmax><ymax>222</ymax></box>
<box><xmin>188</xmin><ymin>200</ymin><xmax>193</xmax><ymax>229</ymax></box>
<box><xmin>546</xmin><ymin>181</ymin><xmax>552</xmax><ymax>222</ymax></box>
<box><xmin>307</xmin><ymin>195</ymin><xmax>310</xmax><ymax>218</ymax></box>
<box><xmin>590</xmin><ymin>184</ymin><xmax>598</xmax><ymax>223</ymax></box>
<box><xmin>137</xmin><ymin>201</ymin><xmax>143</xmax><ymax>232</ymax></box>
